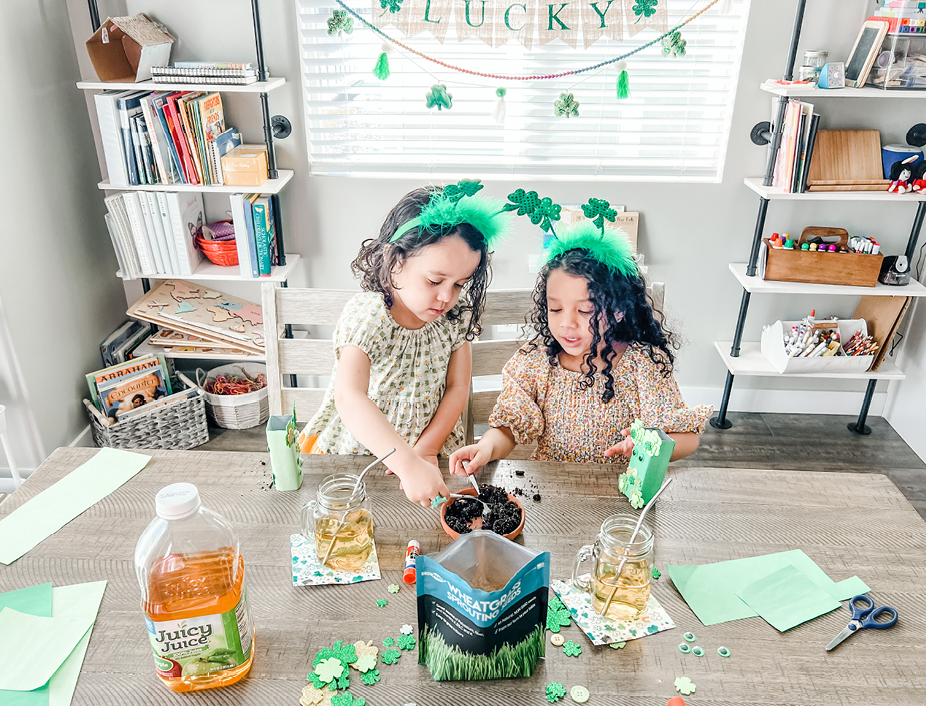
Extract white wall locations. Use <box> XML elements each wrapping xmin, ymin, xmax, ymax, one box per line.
<box><xmin>64</xmin><ymin>2</ymin><xmax>925</xmax><ymax>434</ymax></box>
<box><xmin>0</xmin><ymin>0</ymin><xmax>129</xmax><ymax>487</ymax></box>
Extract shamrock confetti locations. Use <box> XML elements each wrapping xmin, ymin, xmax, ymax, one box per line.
<box><xmin>387</xmin><ymin>584</ymin><xmax>401</xmax><ymax>593</ymax></box>
<box><xmin>361</xmin><ymin>669</ymin><xmax>381</xmax><ymax>685</ymax></box>
<box><xmin>350</xmin><ymin>640</ymin><xmax>378</xmax><ymax>669</ymax></box>
<box><xmin>311</xmin><ymin>641</ymin><xmax>357</xmax><ymax>691</ymax></box>
<box><xmin>327</xmin><ymin>10</ymin><xmax>354</xmax><ymax>36</ymax></box>
<box><xmin>307</xmin><ymin>672</ymin><xmax>330</xmax><ymax>691</ymax></box>
<box><xmin>610</xmin><ymin>641</ymin><xmax>626</xmax><ymax>649</ymax></box>
<box><xmin>381</xmin><ymin>648</ymin><xmax>401</xmax><ymax>665</ymax></box>
<box><xmin>376</xmin><ymin>599</ymin><xmax>388</xmax><ymax>607</ymax></box>
<box><xmin>545</xmin><ymin>682</ymin><xmax>567</xmax><ymax>703</ymax></box>
<box><xmin>331</xmin><ymin>693</ymin><xmax>365</xmax><ymax>706</ymax></box>
<box><xmin>379</xmin><ymin>0</ymin><xmax>403</xmax><ymax>13</ymax></box>
<box><xmin>563</xmin><ymin>640</ymin><xmax>583</xmax><ymax>657</ymax></box>
<box><xmin>632</xmin><ymin>0</ymin><xmax>658</xmax><ymax>22</ymax></box>
<box><xmin>314</xmin><ymin>658</ymin><xmax>344</xmax><ymax>684</ymax></box>
<box><xmin>354</xmin><ymin>654</ymin><xmax>377</xmax><ymax>673</ymax></box>
<box><xmin>443</xmin><ymin>179</ymin><xmax>484</xmax><ymax>202</ymax></box>
<box><xmin>401</xmin><ymin>624</ymin><xmax>414</xmax><ymax>635</ymax></box>
<box><xmin>301</xmin><ymin>684</ymin><xmax>334</xmax><ymax>706</ymax></box>
<box><xmin>382</xmin><ymin>637</ymin><xmax>395</xmax><ymax>647</ymax></box>
<box><xmin>430</xmin><ymin>496</ymin><xmax>447</xmax><ymax>509</ymax></box>
<box><xmin>554</xmin><ymin>92</ymin><xmax>580</xmax><ymax>118</ymax></box>
<box><xmin>675</xmin><ymin>677</ymin><xmax>696</xmax><ymax>695</ymax></box>
<box><xmin>546</xmin><ymin>594</ymin><xmax>572</xmax><ymax>633</ymax></box>
<box><xmin>397</xmin><ymin>633</ymin><xmax>416</xmax><ymax>651</ymax></box>
<box><xmin>581</xmin><ymin>198</ymin><xmax>617</xmax><ymax>233</ymax></box>
<box><xmin>504</xmin><ymin>189</ymin><xmax>562</xmax><ymax>234</ymax></box>
<box><xmin>425</xmin><ymin>85</ymin><xmax>453</xmax><ymax>110</ymax></box>
<box><xmin>652</xmin><ymin>567</ymin><xmax>661</xmax><ymax>579</ymax></box>
<box><xmin>662</xmin><ymin>30</ymin><xmax>687</xmax><ymax>57</ymax></box>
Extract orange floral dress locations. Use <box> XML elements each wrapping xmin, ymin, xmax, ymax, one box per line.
<box><xmin>488</xmin><ymin>344</ymin><xmax>713</xmax><ymax>464</ymax></box>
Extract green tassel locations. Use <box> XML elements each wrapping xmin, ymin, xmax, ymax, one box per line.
<box><xmin>373</xmin><ymin>52</ymin><xmax>390</xmax><ymax>80</ymax></box>
<box><xmin>617</xmin><ymin>69</ymin><xmax>630</xmax><ymax>100</ymax></box>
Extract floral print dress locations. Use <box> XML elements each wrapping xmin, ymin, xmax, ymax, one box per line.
<box><xmin>299</xmin><ymin>292</ymin><xmax>469</xmax><ymax>456</ymax></box>
<box><xmin>488</xmin><ymin>344</ymin><xmax>712</xmax><ymax>463</ymax></box>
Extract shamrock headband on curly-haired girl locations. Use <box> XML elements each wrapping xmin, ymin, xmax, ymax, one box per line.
<box><xmin>390</xmin><ymin>179</ymin><xmax>512</xmax><ymax>249</ymax></box>
<box><xmin>503</xmin><ymin>188</ymin><xmax>637</xmax><ymax>278</ymax></box>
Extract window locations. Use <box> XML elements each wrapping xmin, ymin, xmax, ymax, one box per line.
<box><xmin>296</xmin><ymin>0</ymin><xmax>750</xmax><ymax>180</ymax></box>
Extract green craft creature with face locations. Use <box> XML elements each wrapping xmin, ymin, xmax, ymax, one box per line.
<box><xmin>618</xmin><ymin>420</ymin><xmax>675</xmax><ymax>508</ymax></box>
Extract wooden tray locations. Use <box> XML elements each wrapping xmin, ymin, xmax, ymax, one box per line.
<box><xmin>764</xmin><ymin>227</ymin><xmax>882</xmax><ymax>287</ymax></box>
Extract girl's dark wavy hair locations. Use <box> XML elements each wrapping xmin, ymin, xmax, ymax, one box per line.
<box><xmin>351</xmin><ymin>187</ymin><xmax>491</xmax><ymax>340</ymax></box>
<box><xmin>527</xmin><ymin>248</ymin><xmax>678</xmax><ymax>403</ymax></box>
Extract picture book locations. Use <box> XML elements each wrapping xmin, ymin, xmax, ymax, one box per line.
<box><xmin>128</xmin><ymin>280</ymin><xmax>265</xmax><ymax>354</ymax></box>
<box><xmin>98</xmin><ymin>368</ymin><xmax>170</xmax><ymax>420</ymax></box>
<box><xmin>100</xmin><ymin>321</ymin><xmax>145</xmax><ymax>367</ymax></box>
<box><xmin>210</xmin><ymin>128</ymin><xmax>241</xmax><ymax>185</ymax></box>
<box><xmin>117</xmin><ymin>387</ymin><xmax>199</xmax><ymax>421</ymax></box>
<box><xmin>86</xmin><ymin>354</ymin><xmax>171</xmax><ymax>410</ymax></box>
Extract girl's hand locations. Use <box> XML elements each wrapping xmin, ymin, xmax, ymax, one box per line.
<box><xmin>396</xmin><ymin>458</ymin><xmax>450</xmax><ymax>507</ymax></box>
<box><xmin>604</xmin><ymin>427</ymin><xmax>634</xmax><ymax>459</ymax></box>
<box><xmin>449</xmin><ymin>444</ymin><xmax>492</xmax><ymax>476</ymax></box>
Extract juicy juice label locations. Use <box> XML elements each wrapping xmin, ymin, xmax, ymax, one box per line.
<box><xmin>146</xmin><ymin>591</ymin><xmax>252</xmax><ymax>679</ymax></box>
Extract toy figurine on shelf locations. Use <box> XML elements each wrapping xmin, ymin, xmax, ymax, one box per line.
<box><xmin>911</xmin><ymin>161</ymin><xmax>926</xmax><ymax>193</ymax></box>
<box><xmin>887</xmin><ymin>156</ymin><xmax>918</xmax><ymax>194</ymax></box>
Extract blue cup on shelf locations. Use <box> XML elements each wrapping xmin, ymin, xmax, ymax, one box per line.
<box><xmin>882</xmin><ymin>145</ymin><xmax>923</xmax><ymax>179</ymax></box>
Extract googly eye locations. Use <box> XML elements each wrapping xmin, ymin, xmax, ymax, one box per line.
<box><xmin>718</xmin><ymin>646</ymin><xmax>731</xmax><ymax>657</ymax></box>
<box><xmin>683</xmin><ymin>632</ymin><xmax>696</xmax><ymax>642</ymax></box>
<box><xmin>692</xmin><ymin>646</ymin><xmax>705</xmax><ymax>657</ymax></box>
<box><xmin>678</xmin><ymin>643</ymin><xmax>691</xmax><ymax>654</ymax></box>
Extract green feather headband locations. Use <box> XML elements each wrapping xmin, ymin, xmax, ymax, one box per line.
<box><xmin>390</xmin><ymin>179</ymin><xmax>512</xmax><ymax>249</ymax></box>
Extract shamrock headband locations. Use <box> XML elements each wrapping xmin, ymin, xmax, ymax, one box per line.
<box><xmin>390</xmin><ymin>180</ymin><xmax>512</xmax><ymax>249</ymax></box>
<box><xmin>503</xmin><ymin>188</ymin><xmax>638</xmax><ymax>278</ymax></box>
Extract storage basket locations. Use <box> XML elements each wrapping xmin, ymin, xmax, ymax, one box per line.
<box><xmin>197</xmin><ymin>236</ymin><xmax>239</xmax><ymax>267</ymax></box>
<box><xmin>83</xmin><ymin>373</ymin><xmax>209</xmax><ymax>450</ymax></box>
<box><xmin>196</xmin><ymin>363</ymin><xmax>269</xmax><ymax>430</ymax></box>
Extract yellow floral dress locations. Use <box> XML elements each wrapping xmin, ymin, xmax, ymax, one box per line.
<box><xmin>488</xmin><ymin>344</ymin><xmax>712</xmax><ymax>463</ymax></box>
<box><xmin>299</xmin><ymin>292</ymin><xmax>469</xmax><ymax>456</ymax></box>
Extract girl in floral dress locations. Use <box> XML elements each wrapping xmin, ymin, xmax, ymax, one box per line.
<box><xmin>449</xmin><ymin>218</ymin><xmax>711</xmax><ymax>475</ymax></box>
<box><xmin>299</xmin><ymin>182</ymin><xmax>510</xmax><ymax>506</ymax></box>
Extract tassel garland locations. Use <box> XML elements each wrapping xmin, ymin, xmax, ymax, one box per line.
<box><xmin>373</xmin><ymin>43</ymin><xmax>391</xmax><ymax>80</ymax></box>
<box><xmin>616</xmin><ymin>61</ymin><xmax>630</xmax><ymax>100</ymax></box>
<box><xmin>493</xmin><ymin>87</ymin><xmax>507</xmax><ymax>124</ymax></box>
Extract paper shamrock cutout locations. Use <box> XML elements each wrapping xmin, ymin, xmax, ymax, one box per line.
<box><xmin>379</xmin><ymin>0</ymin><xmax>403</xmax><ymax>13</ymax></box>
<box><xmin>382</xmin><ymin>637</ymin><xmax>395</xmax><ymax>647</ymax></box>
<box><xmin>662</xmin><ymin>30</ymin><xmax>687</xmax><ymax>57</ymax></box>
<box><xmin>301</xmin><ymin>684</ymin><xmax>334</xmax><ymax>706</ymax></box>
<box><xmin>425</xmin><ymin>84</ymin><xmax>453</xmax><ymax>110</ymax></box>
<box><xmin>504</xmin><ymin>189</ymin><xmax>562</xmax><ymax>234</ymax></box>
<box><xmin>618</xmin><ymin>420</ymin><xmax>674</xmax><ymax>509</ymax></box>
<box><xmin>652</xmin><ymin>566</ymin><xmax>661</xmax><ymax>579</ymax></box>
<box><xmin>675</xmin><ymin>677</ymin><xmax>696</xmax><ymax>695</ymax></box>
<box><xmin>563</xmin><ymin>640</ymin><xmax>582</xmax><ymax>657</ymax></box>
<box><xmin>315</xmin><ymin>658</ymin><xmax>344</xmax><ymax>684</ymax></box>
<box><xmin>354</xmin><ymin>654</ymin><xmax>377</xmax><ymax>673</ymax></box>
<box><xmin>443</xmin><ymin>179</ymin><xmax>484</xmax><ymax>202</ymax></box>
<box><xmin>350</xmin><ymin>640</ymin><xmax>378</xmax><ymax>669</ymax></box>
<box><xmin>327</xmin><ymin>10</ymin><xmax>354</xmax><ymax>36</ymax></box>
<box><xmin>554</xmin><ymin>92</ymin><xmax>580</xmax><ymax>118</ymax></box>
<box><xmin>360</xmin><ymin>668</ymin><xmax>381</xmax><ymax>685</ymax></box>
<box><xmin>331</xmin><ymin>693</ymin><xmax>365</xmax><ymax>706</ymax></box>
<box><xmin>632</xmin><ymin>0</ymin><xmax>659</xmax><ymax>21</ymax></box>
<box><xmin>387</xmin><ymin>584</ymin><xmax>401</xmax><ymax>593</ymax></box>
<box><xmin>581</xmin><ymin>198</ymin><xmax>617</xmax><ymax>233</ymax></box>
<box><xmin>401</xmin><ymin>624</ymin><xmax>414</xmax><ymax>635</ymax></box>
<box><xmin>310</xmin><ymin>641</ymin><xmax>356</xmax><ymax>691</ymax></box>
<box><xmin>546</xmin><ymin>594</ymin><xmax>572</xmax><ymax>632</ymax></box>
<box><xmin>610</xmin><ymin>641</ymin><xmax>627</xmax><ymax>649</ymax></box>
<box><xmin>397</xmin><ymin>633</ymin><xmax>416</xmax><ymax>651</ymax></box>
<box><xmin>545</xmin><ymin>682</ymin><xmax>567</xmax><ymax>703</ymax></box>
<box><xmin>376</xmin><ymin>598</ymin><xmax>388</xmax><ymax>607</ymax></box>
<box><xmin>381</xmin><ymin>648</ymin><xmax>401</xmax><ymax>665</ymax></box>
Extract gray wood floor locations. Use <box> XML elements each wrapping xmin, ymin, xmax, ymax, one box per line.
<box><xmin>201</xmin><ymin>412</ymin><xmax>926</xmax><ymax>519</ymax></box>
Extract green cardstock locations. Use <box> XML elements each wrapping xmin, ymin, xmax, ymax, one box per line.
<box><xmin>735</xmin><ymin>564</ymin><xmax>842</xmax><ymax>632</ymax></box>
<box><xmin>667</xmin><ymin>549</ymin><xmax>869</xmax><ymax>626</ymax></box>
<box><xmin>0</xmin><ymin>583</ymin><xmax>53</xmax><ymax>706</ymax></box>
<box><xmin>0</xmin><ymin>448</ymin><xmax>150</xmax><ymax>564</ymax></box>
<box><xmin>47</xmin><ymin>581</ymin><xmax>108</xmax><ymax>706</ymax></box>
<box><xmin>0</xmin><ymin>610</ymin><xmax>94</xmax><ymax>691</ymax></box>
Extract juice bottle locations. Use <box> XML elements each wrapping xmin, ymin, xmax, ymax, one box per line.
<box><xmin>135</xmin><ymin>483</ymin><xmax>254</xmax><ymax>692</ymax></box>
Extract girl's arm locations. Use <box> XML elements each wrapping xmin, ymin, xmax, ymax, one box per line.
<box><xmin>605</xmin><ymin>429</ymin><xmax>700</xmax><ymax>461</ymax></box>
<box><xmin>449</xmin><ymin>426</ymin><xmax>517</xmax><ymax>476</ymax></box>
<box><xmin>413</xmin><ymin>342</ymin><xmax>472</xmax><ymax>464</ymax></box>
<box><xmin>334</xmin><ymin>345</ymin><xmax>449</xmax><ymax>507</ymax></box>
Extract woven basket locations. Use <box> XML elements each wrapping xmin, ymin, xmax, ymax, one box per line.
<box><xmin>196</xmin><ymin>363</ymin><xmax>269</xmax><ymax>430</ymax></box>
<box><xmin>83</xmin><ymin>373</ymin><xmax>209</xmax><ymax>450</ymax></box>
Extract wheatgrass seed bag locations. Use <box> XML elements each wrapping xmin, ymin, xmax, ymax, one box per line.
<box><xmin>417</xmin><ymin>530</ymin><xmax>550</xmax><ymax>680</ymax></box>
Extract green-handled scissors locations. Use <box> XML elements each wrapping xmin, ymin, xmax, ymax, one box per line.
<box><xmin>825</xmin><ymin>594</ymin><xmax>898</xmax><ymax>651</ymax></box>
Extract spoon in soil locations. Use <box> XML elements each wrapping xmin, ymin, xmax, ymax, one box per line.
<box><xmin>320</xmin><ymin>448</ymin><xmax>395</xmax><ymax>566</ymax></box>
<box><xmin>601</xmin><ymin>478</ymin><xmax>673</xmax><ymax>616</ymax></box>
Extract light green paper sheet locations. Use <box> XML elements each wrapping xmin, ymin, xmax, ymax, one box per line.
<box><xmin>0</xmin><ymin>448</ymin><xmax>150</xmax><ymax>564</ymax></box>
<box><xmin>736</xmin><ymin>564</ymin><xmax>842</xmax><ymax>632</ymax></box>
<box><xmin>47</xmin><ymin>581</ymin><xmax>108</xmax><ymax>706</ymax></box>
<box><xmin>0</xmin><ymin>583</ymin><xmax>53</xmax><ymax>706</ymax></box>
<box><xmin>0</xmin><ymin>610</ymin><xmax>94</xmax><ymax>691</ymax></box>
<box><xmin>667</xmin><ymin>549</ymin><xmax>869</xmax><ymax>626</ymax></box>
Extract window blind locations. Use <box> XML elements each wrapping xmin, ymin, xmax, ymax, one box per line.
<box><xmin>296</xmin><ymin>0</ymin><xmax>751</xmax><ymax>180</ymax></box>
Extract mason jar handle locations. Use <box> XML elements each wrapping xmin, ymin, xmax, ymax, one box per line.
<box><xmin>572</xmin><ymin>544</ymin><xmax>596</xmax><ymax>593</ymax></box>
<box><xmin>300</xmin><ymin>500</ymin><xmax>316</xmax><ymax>540</ymax></box>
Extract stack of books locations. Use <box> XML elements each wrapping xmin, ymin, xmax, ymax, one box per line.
<box><xmin>771</xmin><ymin>99</ymin><xmax>820</xmax><ymax>194</ymax></box>
<box><xmin>94</xmin><ymin>89</ymin><xmax>241</xmax><ymax>187</ymax></box>
<box><xmin>86</xmin><ymin>355</ymin><xmax>193</xmax><ymax>422</ymax></box>
<box><xmin>230</xmin><ymin>194</ymin><xmax>280</xmax><ymax>278</ymax></box>
<box><xmin>869</xmin><ymin>2</ymin><xmax>926</xmax><ymax>34</ymax></box>
<box><xmin>152</xmin><ymin>61</ymin><xmax>260</xmax><ymax>85</ymax></box>
<box><xmin>99</xmin><ymin>321</ymin><xmax>153</xmax><ymax>367</ymax></box>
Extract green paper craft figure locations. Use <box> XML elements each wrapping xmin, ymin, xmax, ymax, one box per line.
<box><xmin>266</xmin><ymin>404</ymin><xmax>303</xmax><ymax>491</ymax></box>
<box><xmin>425</xmin><ymin>84</ymin><xmax>453</xmax><ymax>110</ymax></box>
<box><xmin>327</xmin><ymin>10</ymin><xmax>354</xmax><ymax>36</ymax></box>
<box><xmin>617</xmin><ymin>420</ymin><xmax>674</xmax><ymax>508</ymax></box>
<box><xmin>554</xmin><ymin>92</ymin><xmax>580</xmax><ymax>118</ymax></box>
<box><xmin>662</xmin><ymin>30</ymin><xmax>687</xmax><ymax>58</ymax></box>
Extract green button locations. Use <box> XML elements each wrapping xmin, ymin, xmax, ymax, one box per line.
<box><xmin>678</xmin><ymin>643</ymin><xmax>691</xmax><ymax>653</ymax></box>
<box><xmin>570</xmin><ymin>685</ymin><xmax>590</xmax><ymax>703</ymax></box>
<box><xmin>683</xmin><ymin>632</ymin><xmax>696</xmax><ymax>642</ymax></box>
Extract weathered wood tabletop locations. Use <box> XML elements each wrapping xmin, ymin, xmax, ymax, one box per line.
<box><xmin>1</xmin><ymin>447</ymin><xmax>925</xmax><ymax>705</ymax></box>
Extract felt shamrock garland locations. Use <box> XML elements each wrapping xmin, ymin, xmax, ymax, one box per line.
<box><xmin>327</xmin><ymin>10</ymin><xmax>353</xmax><ymax>36</ymax></box>
<box><xmin>554</xmin><ymin>93</ymin><xmax>580</xmax><ymax>118</ymax></box>
<box><xmin>425</xmin><ymin>85</ymin><xmax>453</xmax><ymax>110</ymax></box>
<box><xmin>662</xmin><ymin>30</ymin><xmax>687</xmax><ymax>57</ymax></box>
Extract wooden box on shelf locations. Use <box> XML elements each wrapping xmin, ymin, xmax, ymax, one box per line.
<box><xmin>763</xmin><ymin>227</ymin><xmax>882</xmax><ymax>288</ymax></box>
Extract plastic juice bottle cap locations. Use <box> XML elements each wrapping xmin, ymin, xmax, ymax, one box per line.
<box><xmin>155</xmin><ymin>483</ymin><xmax>201</xmax><ymax>520</ymax></box>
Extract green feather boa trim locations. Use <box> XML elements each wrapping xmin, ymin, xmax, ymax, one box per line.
<box><xmin>390</xmin><ymin>190</ymin><xmax>512</xmax><ymax>250</ymax></box>
<box><xmin>543</xmin><ymin>220</ymin><xmax>637</xmax><ymax>277</ymax></box>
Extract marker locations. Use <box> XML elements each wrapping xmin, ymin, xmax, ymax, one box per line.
<box><xmin>403</xmin><ymin>540</ymin><xmax>420</xmax><ymax>584</ymax></box>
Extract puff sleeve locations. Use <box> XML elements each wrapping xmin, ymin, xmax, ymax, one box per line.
<box><xmin>333</xmin><ymin>293</ymin><xmax>389</xmax><ymax>361</ymax></box>
<box><xmin>488</xmin><ymin>348</ymin><xmax>546</xmax><ymax>445</ymax></box>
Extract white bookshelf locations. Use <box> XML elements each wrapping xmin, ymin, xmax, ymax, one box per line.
<box><xmin>744</xmin><ymin>177</ymin><xmax>926</xmax><ymax>202</ymax></box>
<box><xmin>728</xmin><ymin>263</ymin><xmax>926</xmax><ymax>298</ymax></box>
<box><xmin>99</xmin><ymin>170</ymin><xmax>293</xmax><ymax>195</ymax></box>
<box><xmin>77</xmin><ymin>77</ymin><xmax>286</xmax><ymax>93</ymax></box>
<box><xmin>118</xmin><ymin>253</ymin><xmax>301</xmax><ymax>283</ymax></box>
<box><xmin>759</xmin><ymin>82</ymin><xmax>926</xmax><ymax>99</ymax></box>
<box><xmin>714</xmin><ymin>342</ymin><xmax>905</xmax><ymax>381</ymax></box>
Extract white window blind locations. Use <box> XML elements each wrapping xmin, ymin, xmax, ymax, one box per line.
<box><xmin>296</xmin><ymin>0</ymin><xmax>751</xmax><ymax>180</ymax></box>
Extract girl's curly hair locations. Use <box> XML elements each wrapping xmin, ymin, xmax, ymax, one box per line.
<box><xmin>350</xmin><ymin>187</ymin><xmax>492</xmax><ymax>340</ymax></box>
<box><xmin>528</xmin><ymin>248</ymin><xmax>678</xmax><ymax>403</ymax></box>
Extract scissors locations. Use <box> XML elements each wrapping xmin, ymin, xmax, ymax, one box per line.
<box><xmin>825</xmin><ymin>594</ymin><xmax>898</xmax><ymax>651</ymax></box>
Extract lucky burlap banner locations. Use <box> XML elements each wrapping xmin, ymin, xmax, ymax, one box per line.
<box><xmin>370</xmin><ymin>0</ymin><xmax>669</xmax><ymax>49</ymax></box>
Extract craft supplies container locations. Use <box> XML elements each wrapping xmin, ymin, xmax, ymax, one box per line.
<box><xmin>762</xmin><ymin>227</ymin><xmax>882</xmax><ymax>288</ymax></box>
<box><xmin>572</xmin><ymin>514</ymin><xmax>653</xmax><ymax>621</ymax></box>
<box><xmin>83</xmin><ymin>373</ymin><xmax>208</xmax><ymax>450</ymax></box>
<box><xmin>196</xmin><ymin>363</ymin><xmax>268</xmax><ymax>430</ymax></box>
<box><xmin>301</xmin><ymin>474</ymin><xmax>374</xmax><ymax>571</ymax></box>
<box><xmin>135</xmin><ymin>483</ymin><xmax>254</xmax><ymax>692</ymax></box>
<box><xmin>802</xmin><ymin>50</ymin><xmax>828</xmax><ymax>68</ymax></box>
<box><xmin>761</xmin><ymin>319</ymin><xmax>875</xmax><ymax>374</ymax></box>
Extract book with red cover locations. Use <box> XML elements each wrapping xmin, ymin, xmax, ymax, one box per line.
<box><xmin>164</xmin><ymin>92</ymin><xmax>199</xmax><ymax>185</ymax></box>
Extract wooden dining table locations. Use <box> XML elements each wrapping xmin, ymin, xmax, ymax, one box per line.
<box><xmin>1</xmin><ymin>447</ymin><xmax>925</xmax><ymax>705</ymax></box>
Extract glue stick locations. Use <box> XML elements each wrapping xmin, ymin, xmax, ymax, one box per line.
<box><xmin>403</xmin><ymin>540</ymin><xmax>420</xmax><ymax>584</ymax></box>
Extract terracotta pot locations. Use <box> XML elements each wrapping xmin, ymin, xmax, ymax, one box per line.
<box><xmin>440</xmin><ymin>487</ymin><xmax>525</xmax><ymax>541</ymax></box>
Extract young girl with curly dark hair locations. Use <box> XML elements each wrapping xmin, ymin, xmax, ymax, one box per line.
<box><xmin>449</xmin><ymin>221</ymin><xmax>711</xmax><ymax>474</ymax></box>
<box><xmin>299</xmin><ymin>182</ymin><xmax>510</xmax><ymax>506</ymax></box>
